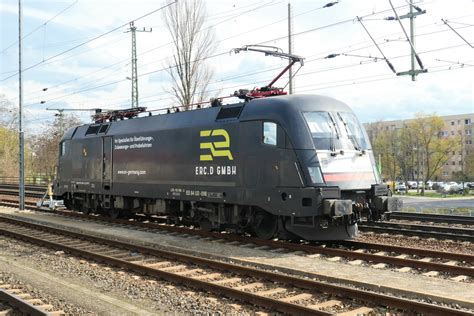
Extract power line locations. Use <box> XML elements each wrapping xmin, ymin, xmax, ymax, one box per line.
<box><xmin>356</xmin><ymin>16</ymin><xmax>396</xmax><ymax>73</ymax></box>
<box><xmin>0</xmin><ymin>32</ymin><xmax>126</xmax><ymax>75</ymax></box>
<box><xmin>23</xmin><ymin>60</ymin><xmax>472</xmax><ymax>126</ymax></box>
<box><xmin>442</xmin><ymin>18</ymin><xmax>474</xmax><ymax>48</ymax></box>
<box><xmin>24</xmin><ymin>3</ymin><xmax>470</xmax><ymax>108</ymax></box>
<box><xmin>296</xmin><ymin>62</ymin><xmax>472</xmax><ymax>93</ymax></box>
<box><xmin>33</xmin><ymin>4</ymin><xmax>410</xmax><ymax>104</ymax></box>
<box><xmin>20</xmin><ymin>0</ymin><xmax>279</xmax><ymax>102</ymax></box>
<box><xmin>35</xmin><ymin>36</ymin><xmax>473</xmax><ymax>109</ymax></box>
<box><xmin>1</xmin><ymin>0</ymin><xmax>78</xmax><ymax>55</ymax></box>
<box><xmin>24</xmin><ymin>1</ymin><xmax>438</xmax><ymax>104</ymax></box>
<box><xmin>257</xmin><ymin>1</ymin><xmax>419</xmax><ymax>45</ymax></box>
<box><xmin>139</xmin><ymin>44</ymin><xmax>473</xmax><ymax>110</ymax></box>
<box><xmin>1</xmin><ymin>1</ymin><xmax>176</xmax><ymax>82</ymax></box>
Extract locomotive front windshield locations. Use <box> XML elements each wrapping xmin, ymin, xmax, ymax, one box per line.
<box><xmin>303</xmin><ymin>111</ymin><xmax>371</xmax><ymax>151</ymax></box>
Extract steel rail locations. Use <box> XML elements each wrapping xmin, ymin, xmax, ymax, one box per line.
<box><xmin>0</xmin><ymin>190</ymin><xmax>45</xmax><ymax>198</ymax></box>
<box><xmin>44</xmin><ymin>209</ymin><xmax>474</xmax><ymax>276</ymax></box>
<box><xmin>2</xmin><ymin>199</ymin><xmax>473</xmax><ymax>277</ymax></box>
<box><xmin>0</xmin><ymin>215</ymin><xmax>470</xmax><ymax>315</ymax></box>
<box><xmin>337</xmin><ymin>240</ymin><xmax>473</xmax><ymax>263</ymax></box>
<box><xmin>0</xmin><ymin>290</ymin><xmax>49</xmax><ymax>316</ymax></box>
<box><xmin>359</xmin><ymin>222</ymin><xmax>474</xmax><ymax>242</ymax></box>
<box><xmin>0</xmin><ymin>218</ymin><xmax>327</xmax><ymax>316</ymax></box>
<box><xmin>389</xmin><ymin>212</ymin><xmax>474</xmax><ymax>225</ymax></box>
<box><xmin>0</xmin><ymin>183</ymin><xmax>47</xmax><ymax>191</ymax></box>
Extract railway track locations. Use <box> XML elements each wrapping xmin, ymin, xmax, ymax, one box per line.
<box><xmin>0</xmin><ymin>283</ymin><xmax>63</xmax><ymax>315</ymax></box>
<box><xmin>1</xmin><ymin>197</ymin><xmax>473</xmax><ymax>279</ymax></box>
<box><xmin>359</xmin><ymin>221</ymin><xmax>474</xmax><ymax>242</ymax></box>
<box><xmin>0</xmin><ymin>183</ymin><xmax>47</xmax><ymax>199</ymax></box>
<box><xmin>388</xmin><ymin>211</ymin><xmax>474</xmax><ymax>225</ymax></box>
<box><xmin>0</xmin><ymin>215</ymin><xmax>470</xmax><ymax>315</ymax></box>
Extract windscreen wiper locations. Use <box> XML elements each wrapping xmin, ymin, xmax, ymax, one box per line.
<box><xmin>337</xmin><ymin>113</ymin><xmax>365</xmax><ymax>155</ymax></box>
<box><xmin>327</xmin><ymin>113</ymin><xmax>341</xmax><ymax>156</ymax></box>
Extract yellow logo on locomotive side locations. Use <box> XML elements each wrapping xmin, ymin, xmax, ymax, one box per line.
<box><xmin>200</xmin><ymin>129</ymin><xmax>234</xmax><ymax>161</ymax></box>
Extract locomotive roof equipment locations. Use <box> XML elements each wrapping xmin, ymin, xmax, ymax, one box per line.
<box><xmin>231</xmin><ymin>45</ymin><xmax>304</xmax><ymax>100</ymax></box>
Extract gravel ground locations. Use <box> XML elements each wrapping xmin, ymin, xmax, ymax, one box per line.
<box><xmin>389</xmin><ymin>218</ymin><xmax>474</xmax><ymax>229</ymax></box>
<box><xmin>0</xmin><ymin>271</ymin><xmax>89</xmax><ymax>315</ymax></box>
<box><xmin>356</xmin><ymin>231</ymin><xmax>474</xmax><ymax>255</ymax></box>
<box><xmin>0</xmin><ymin>237</ymin><xmax>258</xmax><ymax>314</ymax></box>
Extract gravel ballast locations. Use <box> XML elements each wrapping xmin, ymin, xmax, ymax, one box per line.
<box><xmin>0</xmin><ymin>237</ymin><xmax>255</xmax><ymax>314</ymax></box>
<box><xmin>357</xmin><ymin>231</ymin><xmax>474</xmax><ymax>255</ymax></box>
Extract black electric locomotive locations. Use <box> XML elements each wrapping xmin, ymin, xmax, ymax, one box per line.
<box><xmin>53</xmin><ymin>94</ymin><xmax>401</xmax><ymax>240</ymax></box>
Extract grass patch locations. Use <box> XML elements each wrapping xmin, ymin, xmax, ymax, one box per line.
<box><xmin>402</xmin><ymin>206</ymin><xmax>473</xmax><ymax>216</ymax></box>
<box><xmin>404</xmin><ymin>191</ymin><xmax>464</xmax><ymax>198</ymax></box>
<box><xmin>394</xmin><ymin>190</ymin><xmax>474</xmax><ymax>198</ymax></box>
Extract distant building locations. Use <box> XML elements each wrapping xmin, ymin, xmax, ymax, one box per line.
<box><xmin>364</xmin><ymin>113</ymin><xmax>474</xmax><ymax>181</ymax></box>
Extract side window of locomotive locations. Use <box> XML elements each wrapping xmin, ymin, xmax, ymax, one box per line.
<box><xmin>263</xmin><ymin>122</ymin><xmax>277</xmax><ymax>146</ymax></box>
<box><xmin>60</xmin><ymin>141</ymin><xmax>66</xmax><ymax>157</ymax></box>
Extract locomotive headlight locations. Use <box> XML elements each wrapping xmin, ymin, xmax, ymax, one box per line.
<box><xmin>307</xmin><ymin>167</ymin><xmax>324</xmax><ymax>184</ymax></box>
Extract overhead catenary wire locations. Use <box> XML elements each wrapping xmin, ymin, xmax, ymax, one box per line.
<box><xmin>356</xmin><ymin>16</ymin><xmax>396</xmax><ymax>73</ymax></box>
<box><xmin>19</xmin><ymin>0</ymin><xmax>281</xmax><ymax>102</ymax></box>
<box><xmin>1</xmin><ymin>1</ymin><xmax>177</xmax><ymax>82</ymax></box>
<box><xmin>33</xmin><ymin>2</ymin><xmax>420</xmax><ymax>105</ymax></box>
<box><xmin>19</xmin><ymin>2</ymin><xmax>474</xmax><ymax>113</ymax></box>
<box><xmin>296</xmin><ymin>62</ymin><xmax>473</xmax><ymax>93</ymax></box>
<box><xmin>34</xmin><ymin>30</ymin><xmax>474</xmax><ymax>110</ymax></box>
<box><xmin>138</xmin><ymin>42</ymin><xmax>474</xmax><ymax>110</ymax></box>
<box><xmin>0</xmin><ymin>0</ymin><xmax>78</xmax><ymax>55</ymax></box>
<box><xmin>45</xmin><ymin>19</ymin><xmax>473</xmax><ymax>106</ymax></box>
<box><xmin>435</xmin><ymin>58</ymin><xmax>474</xmax><ymax>67</ymax></box>
<box><xmin>24</xmin><ymin>59</ymin><xmax>472</xmax><ymax>127</ymax></box>
<box><xmin>23</xmin><ymin>0</ymin><xmax>441</xmax><ymax>106</ymax></box>
<box><xmin>441</xmin><ymin>19</ymin><xmax>473</xmax><ymax>48</ymax></box>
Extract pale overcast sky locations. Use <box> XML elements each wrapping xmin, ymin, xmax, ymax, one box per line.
<box><xmin>1</xmin><ymin>0</ymin><xmax>473</xmax><ymax>134</ymax></box>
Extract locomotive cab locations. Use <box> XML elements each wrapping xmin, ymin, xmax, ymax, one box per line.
<box><xmin>240</xmin><ymin>95</ymin><xmax>401</xmax><ymax>240</ymax></box>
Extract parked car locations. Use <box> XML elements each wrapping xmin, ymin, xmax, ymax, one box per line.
<box><xmin>439</xmin><ymin>182</ymin><xmax>463</xmax><ymax>194</ymax></box>
<box><xmin>425</xmin><ymin>181</ymin><xmax>434</xmax><ymax>190</ymax></box>
<box><xmin>407</xmin><ymin>181</ymin><xmax>418</xmax><ymax>189</ymax></box>
<box><xmin>395</xmin><ymin>182</ymin><xmax>407</xmax><ymax>193</ymax></box>
<box><xmin>432</xmin><ymin>182</ymin><xmax>445</xmax><ymax>190</ymax></box>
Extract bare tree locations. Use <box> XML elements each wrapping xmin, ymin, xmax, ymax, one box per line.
<box><xmin>0</xmin><ymin>94</ymin><xmax>18</xmax><ymax>129</ymax></box>
<box><xmin>162</xmin><ymin>0</ymin><xmax>216</xmax><ymax>109</ymax></box>
<box><xmin>30</xmin><ymin>114</ymin><xmax>82</xmax><ymax>179</ymax></box>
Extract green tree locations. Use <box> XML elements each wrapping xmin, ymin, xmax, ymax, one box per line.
<box><xmin>373</xmin><ymin>127</ymin><xmax>400</xmax><ymax>184</ymax></box>
<box><xmin>396</xmin><ymin>123</ymin><xmax>417</xmax><ymax>186</ymax></box>
<box><xmin>0</xmin><ymin>126</ymin><xmax>19</xmax><ymax>179</ymax></box>
<box><xmin>464</xmin><ymin>151</ymin><xmax>474</xmax><ymax>181</ymax></box>
<box><xmin>454</xmin><ymin>150</ymin><xmax>474</xmax><ymax>183</ymax></box>
<box><xmin>409</xmin><ymin>114</ymin><xmax>460</xmax><ymax>195</ymax></box>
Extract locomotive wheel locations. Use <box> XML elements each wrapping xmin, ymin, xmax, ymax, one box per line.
<box><xmin>252</xmin><ymin>210</ymin><xmax>278</xmax><ymax>239</ymax></box>
<box><xmin>199</xmin><ymin>217</ymin><xmax>213</xmax><ymax>232</ymax></box>
<box><xmin>108</xmin><ymin>208</ymin><xmax>120</xmax><ymax>219</ymax></box>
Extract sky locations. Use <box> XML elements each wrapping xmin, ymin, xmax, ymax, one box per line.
<box><xmin>0</xmin><ymin>0</ymin><xmax>473</xmax><ymax>135</ymax></box>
